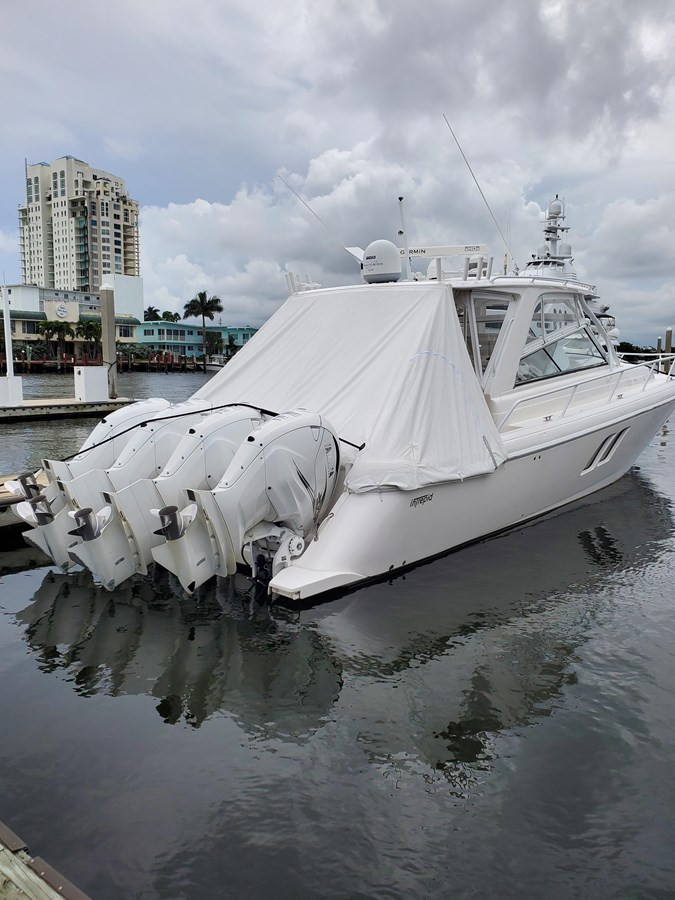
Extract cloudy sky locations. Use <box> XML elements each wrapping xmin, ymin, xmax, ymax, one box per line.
<box><xmin>2</xmin><ymin>0</ymin><xmax>675</xmax><ymax>344</ymax></box>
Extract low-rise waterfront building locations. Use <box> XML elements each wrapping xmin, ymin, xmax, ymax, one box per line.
<box><xmin>3</xmin><ymin>278</ymin><xmax>144</xmax><ymax>323</ymax></box>
<box><xmin>138</xmin><ymin>321</ymin><xmax>257</xmax><ymax>358</ymax></box>
<box><xmin>1</xmin><ymin>305</ymin><xmax>254</xmax><ymax>363</ymax></box>
<box><xmin>0</xmin><ymin>306</ymin><xmax>140</xmax><ymax>355</ymax></box>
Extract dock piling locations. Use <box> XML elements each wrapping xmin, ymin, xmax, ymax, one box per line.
<box><xmin>100</xmin><ymin>283</ymin><xmax>117</xmax><ymax>399</ymax></box>
<box><xmin>665</xmin><ymin>328</ymin><xmax>673</xmax><ymax>374</ymax></box>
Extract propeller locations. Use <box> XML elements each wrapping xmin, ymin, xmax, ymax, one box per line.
<box><xmin>4</xmin><ymin>471</ymin><xmax>41</xmax><ymax>500</ymax></box>
<box><xmin>151</xmin><ymin>503</ymin><xmax>198</xmax><ymax>541</ymax></box>
<box><xmin>15</xmin><ymin>493</ymin><xmax>55</xmax><ymax>526</ymax></box>
<box><xmin>67</xmin><ymin>505</ymin><xmax>113</xmax><ymax>540</ymax></box>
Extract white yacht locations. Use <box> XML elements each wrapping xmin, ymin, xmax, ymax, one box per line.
<box><xmin>8</xmin><ymin>198</ymin><xmax>675</xmax><ymax>602</ymax></box>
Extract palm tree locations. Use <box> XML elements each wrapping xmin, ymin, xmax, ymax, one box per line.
<box><xmin>53</xmin><ymin>321</ymin><xmax>75</xmax><ymax>365</ymax></box>
<box><xmin>38</xmin><ymin>320</ymin><xmax>74</xmax><ymax>369</ymax></box>
<box><xmin>183</xmin><ymin>291</ymin><xmax>223</xmax><ymax>372</ymax></box>
<box><xmin>75</xmin><ymin>320</ymin><xmax>102</xmax><ymax>359</ymax></box>
<box><xmin>161</xmin><ymin>310</ymin><xmax>181</xmax><ymax>322</ymax></box>
<box><xmin>226</xmin><ymin>333</ymin><xmax>238</xmax><ymax>359</ymax></box>
<box><xmin>144</xmin><ymin>305</ymin><xmax>161</xmax><ymax>321</ymax></box>
<box><xmin>37</xmin><ymin>321</ymin><xmax>57</xmax><ymax>358</ymax></box>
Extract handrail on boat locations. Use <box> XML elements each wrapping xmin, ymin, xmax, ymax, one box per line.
<box><xmin>619</xmin><ymin>352</ymin><xmax>675</xmax><ymax>374</ymax></box>
<box><xmin>498</xmin><ymin>353</ymin><xmax>675</xmax><ymax>431</ymax></box>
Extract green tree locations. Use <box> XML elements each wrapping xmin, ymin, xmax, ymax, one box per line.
<box><xmin>28</xmin><ymin>341</ymin><xmax>50</xmax><ymax>361</ymax></box>
<box><xmin>205</xmin><ymin>331</ymin><xmax>223</xmax><ymax>356</ymax></box>
<box><xmin>38</xmin><ymin>320</ymin><xmax>74</xmax><ymax>368</ymax></box>
<box><xmin>161</xmin><ymin>310</ymin><xmax>181</xmax><ymax>322</ymax></box>
<box><xmin>183</xmin><ymin>291</ymin><xmax>224</xmax><ymax>372</ymax></box>
<box><xmin>144</xmin><ymin>305</ymin><xmax>161</xmax><ymax>321</ymax></box>
<box><xmin>226</xmin><ymin>333</ymin><xmax>239</xmax><ymax>359</ymax></box>
<box><xmin>76</xmin><ymin>320</ymin><xmax>102</xmax><ymax>358</ymax></box>
<box><xmin>37</xmin><ymin>321</ymin><xmax>57</xmax><ymax>358</ymax></box>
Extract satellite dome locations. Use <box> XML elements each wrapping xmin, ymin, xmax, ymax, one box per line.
<box><xmin>548</xmin><ymin>199</ymin><xmax>563</xmax><ymax>217</ymax></box>
<box><xmin>362</xmin><ymin>240</ymin><xmax>402</xmax><ymax>284</ymax></box>
<box><xmin>537</xmin><ymin>243</ymin><xmax>549</xmax><ymax>258</ymax></box>
<box><xmin>559</xmin><ymin>242</ymin><xmax>573</xmax><ymax>258</ymax></box>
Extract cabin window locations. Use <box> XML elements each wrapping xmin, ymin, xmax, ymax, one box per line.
<box><xmin>474</xmin><ymin>295</ymin><xmax>510</xmax><ymax>372</ymax></box>
<box><xmin>527</xmin><ymin>296</ymin><xmax>579</xmax><ymax>344</ymax></box>
<box><xmin>516</xmin><ymin>329</ymin><xmax>607</xmax><ymax>385</ymax></box>
<box><xmin>454</xmin><ymin>295</ymin><xmax>478</xmax><ymax>372</ymax></box>
<box><xmin>455</xmin><ymin>289</ymin><xmax>514</xmax><ymax>377</ymax></box>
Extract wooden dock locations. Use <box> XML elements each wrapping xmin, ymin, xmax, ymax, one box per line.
<box><xmin>2</xmin><ymin>353</ymin><xmax>207</xmax><ymax>374</ymax></box>
<box><xmin>0</xmin><ymin>820</ymin><xmax>90</xmax><ymax>899</ymax></box>
<box><xmin>0</xmin><ymin>397</ymin><xmax>131</xmax><ymax>424</ymax></box>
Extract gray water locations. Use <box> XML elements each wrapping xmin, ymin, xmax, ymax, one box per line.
<box><xmin>0</xmin><ymin>372</ymin><xmax>212</xmax><ymax>474</ymax></box>
<box><xmin>0</xmin><ymin>377</ymin><xmax>674</xmax><ymax>898</ymax></box>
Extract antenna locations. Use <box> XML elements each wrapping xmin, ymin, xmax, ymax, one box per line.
<box><xmin>398</xmin><ymin>197</ymin><xmax>412</xmax><ymax>280</ymax></box>
<box><xmin>442</xmin><ymin>115</ymin><xmax>519</xmax><ymax>272</ymax></box>
<box><xmin>276</xmin><ymin>174</ymin><xmax>362</xmax><ymax>263</ymax></box>
<box><xmin>504</xmin><ymin>215</ymin><xmax>509</xmax><ymax>275</ymax></box>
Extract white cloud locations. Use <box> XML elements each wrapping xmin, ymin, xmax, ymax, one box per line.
<box><xmin>598</xmin><ymin>281</ymin><xmax>675</xmax><ymax>348</ymax></box>
<box><xmin>1</xmin><ymin>0</ymin><xmax>675</xmax><ymax>342</ymax></box>
<box><xmin>583</xmin><ymin>196</ymin><xmax>675</xmax><ymax>280</ymax></box>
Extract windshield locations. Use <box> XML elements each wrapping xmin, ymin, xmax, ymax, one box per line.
<box><xmin>516</xmin><ymin>329</ymin><xmax>607</xmax><ymax>385</ymax></box>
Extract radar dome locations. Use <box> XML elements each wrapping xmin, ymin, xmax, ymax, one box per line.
<box><xmin>362</xmin><ymin>240</ymin><xmax>402</xmax><ymax>284</ymax></box>
<box><xmin>537</xmin><ymin>243</ymin><xmax>549</xmax><ymax>258</ymax></box>
<box><xmin>548</xmin><ymin>199</ymin><xmax>563</xmax><ymax>216</ymax></box>
<box><xmin>559</xmin><ymin>242</ymin><xmax>573</xmax><ymax>258</ymax></box>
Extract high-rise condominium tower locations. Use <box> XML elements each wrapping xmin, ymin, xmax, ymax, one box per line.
<box><xmin>18</xmin><ymin>156</ymin><xmax>140</xmax><ymax>292</ymax></box>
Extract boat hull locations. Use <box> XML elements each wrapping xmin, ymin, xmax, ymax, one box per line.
<box><xmin>270</xmin><ymin>399</ymin><xmax>675</xmax><ymax>600</ymax></box>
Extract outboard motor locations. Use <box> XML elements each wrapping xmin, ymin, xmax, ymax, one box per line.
<box><xmin>152</xmin><ymin>410</ymin><xmax>340</xmax><ymax>594</ymax></box>
<box><xmin>17</xmin><ymin>398</ymin><xmax>211</xmax><ymax>577</ymax></box>
<box><xmin>61</xmin><ymin>406</ymin><xmax>264</xmax><ymax>591</ymax></box>
<box><xmin>44</xmin><ymin>397</ymin><xmax>172</xmax><ymax>484</ymax></box>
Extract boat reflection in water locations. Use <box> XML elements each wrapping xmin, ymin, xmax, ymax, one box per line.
<box><xmin>18</xmin><ymin>572</ymin><xmax>343</xmax><ymax>738</ymax></box>
<box><xmin>15</xmin><ymin>466</ymin><xmax>673</xmax><ymax>775</ymax></box>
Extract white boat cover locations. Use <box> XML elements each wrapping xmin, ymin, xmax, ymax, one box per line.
<box><xmin>194</xmin><ymin>282</ymin><xmax>507</xmax><ymax>491</ymax></box>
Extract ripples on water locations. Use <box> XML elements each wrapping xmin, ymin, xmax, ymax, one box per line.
<box><xmin>0</xmin><ymin>383</ymin><xmax>674</xmax><ymax>898</ymax></box>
